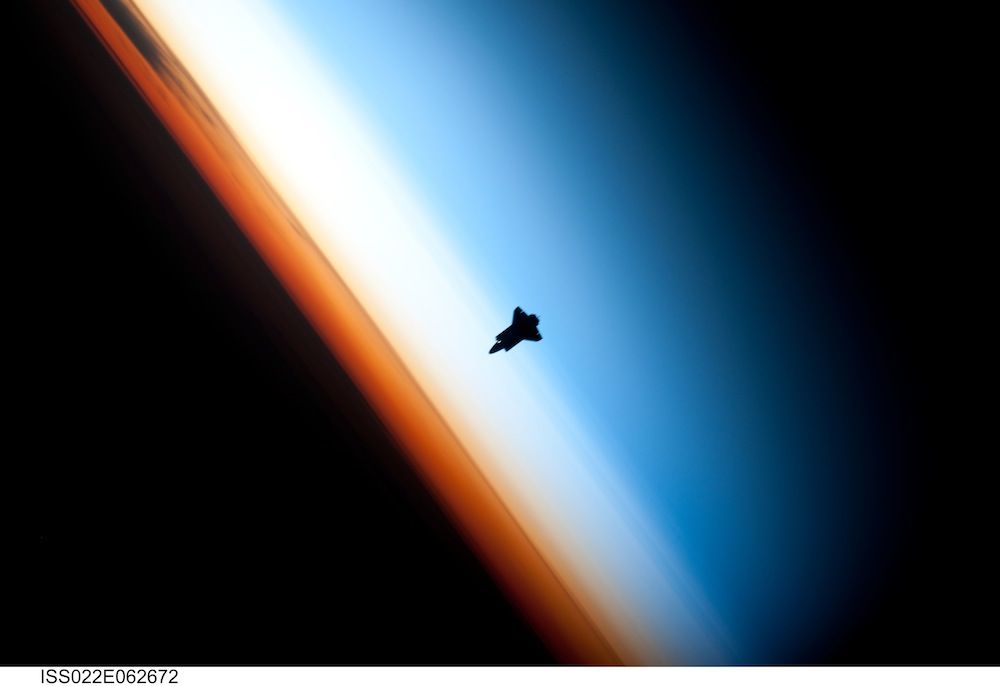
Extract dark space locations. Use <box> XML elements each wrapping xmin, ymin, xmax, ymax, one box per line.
<box><xmin>669</xmin><ymin>3</ymin><xmax>994</xmax><ymax>664</ymax></box>
<box><xmin>10</xmin><ymin>1</ymin><xmax>994</xmax><ymax>665</ymax></box>
<box><xmin>667</xmin><ymin>4</ymin><xmax>995</xmax><ymax>664</ymax></box>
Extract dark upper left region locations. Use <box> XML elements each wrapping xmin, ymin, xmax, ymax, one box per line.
<box><xmin>490</xmin><ymin>307</ymin><xmax>542</xmax><ymax>354</ymax></box>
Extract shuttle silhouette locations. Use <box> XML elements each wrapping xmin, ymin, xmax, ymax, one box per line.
<box><xmin>490</xmin><ymin>307</ymin><xmax>542</xmax><ymax>354</ymax></box>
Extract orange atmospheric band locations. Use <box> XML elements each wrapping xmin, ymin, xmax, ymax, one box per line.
<box><xmin>69</xmin><ymin>0</ymin><xmax>621</xmax><ymax>664</ymax></box>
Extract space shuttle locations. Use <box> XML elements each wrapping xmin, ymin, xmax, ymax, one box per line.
<box><xmin>490</xmin><ymin>307</ymin><xmax>542</xmax><ymax>354</ymax></box>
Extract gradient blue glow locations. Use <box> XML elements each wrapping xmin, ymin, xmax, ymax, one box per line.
<box><xmin>276</xmin><ymin>0</ymin><xmax>896</xmax><ymax>662</ymax></box>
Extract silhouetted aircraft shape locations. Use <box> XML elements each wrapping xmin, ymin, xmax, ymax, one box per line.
<box><xmin>490</xmin><ymin>307</ymin><xmax>542</xmax><ymax>354</ymax></box>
